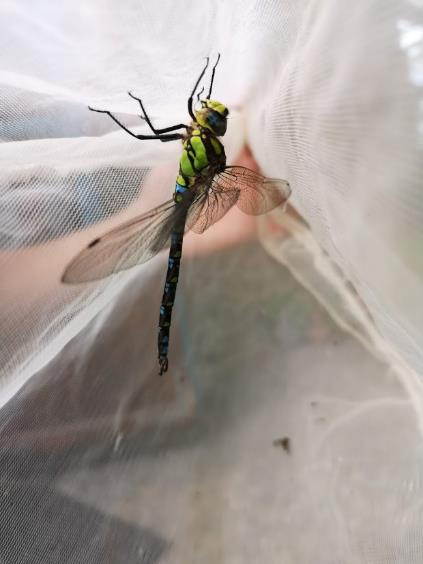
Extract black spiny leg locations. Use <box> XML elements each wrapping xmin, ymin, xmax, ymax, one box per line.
<box><xmin>188</xmin><ymin>57</ymin><xmax>210</xmax><ymax>121</ymax></box>
<box><xmin>88</xmin><ymin>107</ymin><xmax>183</xmax><ymax>142</ymax></box>
<box><xmin>196</xmin><ymin>86</ymin><xmax>204</xmax><ymax>104</ymax></box>
<box><xmin>127</xmin><ymin>92</ymin><xmax>188</xmax><ymax>135</ymax></box>
<box><xmin>207</xmin><ymin>53</ymin><xmax>221</xmax><ymax>99</ymax></box>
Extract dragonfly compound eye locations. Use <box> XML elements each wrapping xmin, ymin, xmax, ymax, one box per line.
<box><xmin>206</xmin><ymin>110</ymin><xmax>227</xmax><ymax>136</ymax></box>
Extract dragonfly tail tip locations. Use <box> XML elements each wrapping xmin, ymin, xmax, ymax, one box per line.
<box><xmin>158</xmin><ymin>358</ymin><xmax>169</xmax><ymax>376</ymax></box>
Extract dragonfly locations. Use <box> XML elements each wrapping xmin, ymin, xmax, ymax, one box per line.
<box><xmin>62</xmin><ymin>55</ymin><xmax>291</xmax><ymax>375</ymax></box>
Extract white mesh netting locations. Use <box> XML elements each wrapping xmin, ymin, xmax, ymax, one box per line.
<box><xmin>1</xmin><ymin>1</ymin><xmax>423</xmax><ymax>562</ymax></box>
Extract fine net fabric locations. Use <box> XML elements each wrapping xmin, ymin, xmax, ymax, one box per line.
<box><xmin>1</xmin><ymin>1</ymin><xmax>423</xmax><ymax>562</ymax></box>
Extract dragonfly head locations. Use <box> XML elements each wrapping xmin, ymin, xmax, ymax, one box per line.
<box><xmin>195</xmin><ymin>99</ymin><xmax>229</xmax><ymax>136</ymax></box>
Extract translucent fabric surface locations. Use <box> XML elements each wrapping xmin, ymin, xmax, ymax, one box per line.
<box><xmin>1</xmin><ymin>242</ymin><xmax>415</xmax><ymax>564</ymax></box>
<box><xmin>1</xmin><ymin>0</ymin><xmax>423</xmax><ymax>562</ymax></box>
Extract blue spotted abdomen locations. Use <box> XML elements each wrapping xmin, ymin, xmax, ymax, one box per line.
<box><xmin>158</xmin><ymin>231</ymin><xmax>183</xmax><ymax>374</ymax></box>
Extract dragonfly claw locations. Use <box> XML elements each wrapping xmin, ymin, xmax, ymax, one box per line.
<box><xmin>88</xmin><ymin>106</ymin><xmax>108</xmax><ymax>114</ymax></box>
<box><xmin>159</xmin><ymin>358</ymin><xmax>169</xmax><ymax>376</ymax></box>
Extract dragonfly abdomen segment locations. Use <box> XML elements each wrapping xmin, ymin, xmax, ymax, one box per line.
<box><xmin>173</xmin><ymin>180</ymin><xmax>189</xmax><ymax>203</ymax></box>
<box><xmin>158</xmin><ymin>231</ymin><xmax>184</xmax><ymax>374</ymax></box>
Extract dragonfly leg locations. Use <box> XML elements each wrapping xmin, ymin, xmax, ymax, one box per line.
<box><xmin>196</xmin><ymin>86</ymin><xmax>204</xmax><ymax>103</ymax></box>
<box><xmin>206</xmin><ymin>53</ymin><xmax>221</xmax><ymax>99</ymax></box>
<box><xmin>159</xmin><ymin>357</ymin><xmax>168</xmax><ymax>375</ymax></box>
<box><xmin>188</xmin><ymin>57</ymin><xmax>210</xmax><ymax>121</ymax></box>
<box><xmin>88</xmin><ymin>107</ymin><xmax>183</xmax><ymax>141</ymax></box>
<box><xmin>127</xmin><ymin>92</ymin><xmax>188</xmax><ymax>134</ymax></box>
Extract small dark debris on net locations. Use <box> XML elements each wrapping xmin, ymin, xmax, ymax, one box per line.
<box><xmin>272</xmin><ymin>436</ymin><xmax>291</xmax><ymax>453</ymax></box>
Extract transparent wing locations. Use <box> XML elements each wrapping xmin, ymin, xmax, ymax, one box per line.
<box><xmin>223</xmin><ymin>166</ymin><xmax>291</xmax><ymax>215</ymax></box>
<box><xmin>62</xmin><ymin>167</ymin><xmax>291</xmax><ymax>283</ymax></box>
<box><xmin>186</xmin><ymin>178</ymin><xmax>239</xmax><ymax>234</ymax></box>
<box><xmin>62</xmin><ymin>198</ymin><xmax>189</xmax><ymax>284</ymax></box>
<box><xmin>187</xmin><ymin>166</ymin><xmax>291</xmax><ymax>234</ymax></box>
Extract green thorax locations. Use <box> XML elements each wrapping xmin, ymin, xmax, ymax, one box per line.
<box><xmin>177</xmin><ymin>126</ymin><xmax>226</xmax><ymax>187</ymax></box>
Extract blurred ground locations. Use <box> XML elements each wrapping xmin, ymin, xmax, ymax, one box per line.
<box><xmin>0</xmin><ymin>241</ymin><xmax>407</xmax><ymax>563</ymax></box>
